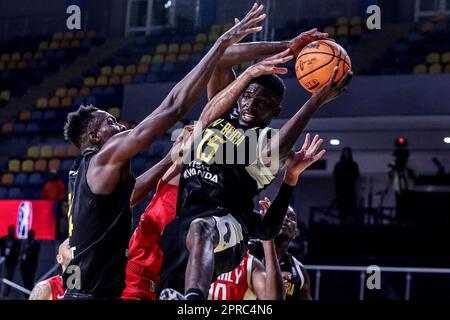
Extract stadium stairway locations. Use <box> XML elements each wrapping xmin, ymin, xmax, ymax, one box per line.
<box><xmin>351</xmin><ymin>23</ymin><xmax>411</xmax><ymax>74</ymax></box>
<box><xmin>0</xmin><ymin>37</ymin><xmax>128</xmax><ymax>123</ymax></box>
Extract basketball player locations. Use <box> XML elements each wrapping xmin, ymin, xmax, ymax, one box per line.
<box><xmin>249</xmin><ymin>202</ymin><xmax>312</xmax><ymax>300</ymax></box>
<box><xmin>62</xmin><ymin>3</ymin><xmax>267</xmax><ymax>300</ymax></box>
<box><xmin>158</xmin><ymin>37</ymin><xmax>352</xmax><ymax>299</ymax></box>
<box><xmin>29</xmin><ymin>239</ymin><xmax>70</xmax><ymax>300</ymax></box>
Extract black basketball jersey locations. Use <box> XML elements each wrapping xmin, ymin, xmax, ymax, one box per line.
<box><xmin>177</xmin><ymin>115</ymin><xmax>277</xmax><ymax>226</ymax></box>
<box><xmin>63</xmin><ymin>150</ymin><xmax>135</xmax><ymax>298</ymax></box>
<box><xmin>248</xmin><ymin>240</ymin><xmax>305</xmax><ymax>300</ymax></box>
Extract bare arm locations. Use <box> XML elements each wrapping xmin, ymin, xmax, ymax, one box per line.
<box><xmin>251</xmin><ymin>241</ymin><xmax>285</xmax><ymax>300</ymax></box>
<box><xmin>299</xmin><ymin>265</ymin><xmax>312</xmax><ymax>300</ymax></box>
<box><xmin>29</xmin><ymin>281</ymin><xmax>52</xmax><ymax>300</ymax></box>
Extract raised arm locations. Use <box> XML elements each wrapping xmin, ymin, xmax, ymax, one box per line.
<box><xmin>208</xmin><ymin>28</ymin><xmax>329</xmax><ymax>100</ymax></box>
<box><xmin>251</xmin><ymin>241</ymin><xmax>285</xmax><ymax>300</ymax></box>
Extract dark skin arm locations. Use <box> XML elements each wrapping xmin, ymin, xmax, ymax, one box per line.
<box><xmin>87</xmin><ymin>4</ymin><xmax>267</xmax><ymax>195</ymax></box>
<box><xmin>207</xmin><ymin>28</ymin><xmax>329</xmax><ymax>100</ymax></box>
<box><xmin>299</xmin><ymin>265</ymin><xmax>312</xmax><ymax>300</ymax></box>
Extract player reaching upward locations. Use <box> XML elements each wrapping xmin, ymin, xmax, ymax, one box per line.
<box><xmin>29</xmin><ymin>239</ymin><xmax>70</xmax><ymax>300</ymax></box>
<box><xmin>62</xmin><ymin>3</ymin><xmax>266</xmax><ymax>300</ymax></box>
<box><xmin>158</xmin><ymin>30</ymin><xmax>352</xmax><ymax>299</ymax></box>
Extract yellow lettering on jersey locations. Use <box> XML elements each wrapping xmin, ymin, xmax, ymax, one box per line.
<box><xmin>67</xmin><ymin>193</ymin><xmax>74</xmax><ymax>237</ymax></box>
<box><xmin>286</xmin><ymin>282</ymin><xmax>295</xmax><ymax>296</ymax></box>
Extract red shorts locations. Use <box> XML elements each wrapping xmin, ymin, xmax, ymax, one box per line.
<box><xmin>121</xmin><ymin>261</ymin><xmax>158</xmax><ymax>300</ymax></box>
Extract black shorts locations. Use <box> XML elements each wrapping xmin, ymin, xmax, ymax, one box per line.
<box><xmin>157</xmin><ymin>207</ymin><xmax>248</xmax><ymax>297</ymax></box>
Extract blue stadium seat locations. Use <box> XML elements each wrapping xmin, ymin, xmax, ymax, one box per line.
<box><xmin>31</xmin><ymin>111</ymin><xmax>43</xmax><ymax>121</ymax></box>
<box><xmin>91</xmin><ymin>87</ymin><xmax>103</xmax><ymax>95</ymax></box>
<box><xmin>0</xmin><ymin>159</ymin><xmax>8</xmax><ymax>170</ymax></box>
<box><xmin>8</xmin><ymin>187</ymin><xmax>23</xmax><ymax>199</ymax></box>
<box><xmin>162</xmin><ymin>63</ymin><xmax>175</xmax><ymax>73</ymax></box>
<box><xmin>14</xmin><ymin>173</ymin><xmax>28</xmax><ymax>185</ymax></box>
<box><xmin>146</xmin><ymin>74</ymin><xmax>158</xmax><ymax>82</ymax></box>
<box><xmin>0</xmin><ymin>187</ymin><xmax>7</xmax><ymax>199</ymax></box>
<box><xmin>43</xmin><ymin>110</ymin><xmax>57</xmax><ymax>120</ymax></box>
<box><xmin>86</xmin><ymin>95</ymin><xmax>97</xmax><ymax>105</ymax></box>
<box><xmin>104</xmin><ymin>86</ymin><xmax>116</xmax><ymax>95</ymax></box>
<box><xmin>61</xmin><ymin>159</ymin><xmax>73</xmax><ymax>171</ymax></box>
<box><xmin>13</xmin><ymin>123</ymin><xmax>26</xmax><ymax>133</ymax></box>
<box><xmin>28</xmin><ymin>172</ymin><xmax>45</xmax><ymax>185</ymax></box>
<box><xmin>133</xmin><ymin>74</ymin><xmax>145</xmax><ymax>84</ymax></box>
<box><xmin>150</xmin><ymin>64</ymin><xmax>163</xmax><ymax>73</ymax></box>
<box><xmin>26</xmin><ymin>122</ymin><xmax>40</xmax><ymax>133</ymax></box>
<box><xmin>74</xmin><ymin>96</ymin><xmax>85</xmax><ymax>106</ymax></box>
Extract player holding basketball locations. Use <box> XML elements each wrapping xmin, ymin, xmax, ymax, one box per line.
<box><xmin>158</xmin><ymin>29</ymin><xmax>352</xmax><ymax>299</ymax></box>
<box><xmin>62</xmin><ymin>3</ymin><xmax>266</xmax><ymax>300</ymax></box>
<box><xmin>29</xmin><ymin>239</ymin><xmax>70</xmax><ymax>300</ymax></box>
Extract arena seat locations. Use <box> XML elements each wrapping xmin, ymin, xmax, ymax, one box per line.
<box><xmin>34</xmin><ymin>159</ymin><xmax>47</xmax><ymax>172</ymax></box>
<box><xmin>426</xmin><ymin>52</ymin><xmax>440</xmax><ymax>64</ymax></box>
<box><xmin>48</xmin><ymin>158</ymin><xmax>61</xmax><ymax>172</ymax></box>
<box><xmin>137</xmin><ymin>63</ymin><xmax>149</xmax><ymax>74</ymax></box>
<box><xmin>180</xmin><ymin>43</ymin><xmax>192</xmax><ymax>54</ymax></box>
<box><xmin>428</xmin><ymin>63</ymin><xmax>442</xmax><ymax>73</ymax></box>
<box><xmin>14</xmin><ymin>173</ymin><xmax>28</xmax><ymax>185</ymax></box>
<box><xmin>40</xmin><ymin>145</ymin><xmax>53</xmax><ymax>158</ymax></box>
<box><xmin>8</xmin><ymin>159</ymin><xmax>20</xmax><ymax>172</ymax></box>
<box><xmin>27</xmin><ymin>146</ymin><xmax>39</xmax><ymax>158</ymax></box>
<box><xmin>19</xmin><ymin>111</ymin><xmax>31</xmax><ymax>122</ymax></box>
<box><xmin>140</xmin><ymin>55</ymin><xmax>152</xmax><ymax>64</ymax></box>
<box><xmin>413</xmin><ymin>64</ymin><xmax>427</xmax><ymax>74</ymax></box>
<box><xmin>28</xmin><ymin>172</ymin><xmax>45</xmax><ymax>185</ymax></box>
<box><xmin>1</xmin><ymin>173</ymin><xmax>14</xmax><ymax>185</ymax></box>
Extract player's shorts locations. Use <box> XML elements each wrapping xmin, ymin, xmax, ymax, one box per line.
<box><xmin>157</xmin><ymin>206</ymin><xmax>247</xmax><ymax>297</ymax></box>
<box><xmin>121</xmin><ymin>261</ymin><xmax>158</xmax><ymax>300</ymax></box>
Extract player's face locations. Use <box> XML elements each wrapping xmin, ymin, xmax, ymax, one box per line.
<box><xmin>279</xmin><ymin>208</ymin><xmax>298</xmax><ymax>240</ymax></box>
<box><xmin>91</xmin><ymin>111</ymin><xmax>126</xmax><ymax>146</ymax></box>
<box><xmin>239</xmin><ymin>83</ymin><xmax>281</xmax><ymax>127</ymax></box>
<box><xmin>57</xmin><ymin>240</ymin><xmax>71</xmax><ymax>272</ymax></box>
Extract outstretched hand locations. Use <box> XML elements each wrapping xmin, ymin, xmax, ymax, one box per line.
<box><xmin>289</xmin><ymin>28</ymin><xmax>330</xmax><ymax>56</ymax></box>
<box><xmin>220</xmin><ymin>3</ymin><xmax>266</xmax><ymax>47</ymax></box>
<box><xmin>312</xmin><ymin>67</ymin><xmax>353</xmax><ymax>106</ymax></box>
<box><xmin>246</xmin><ymin>48</ymin><xmax>294</xmax><ymax>78</ymax></box>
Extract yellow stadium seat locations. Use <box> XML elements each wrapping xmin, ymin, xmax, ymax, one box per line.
<box><xmin>33</xmin><ymin>51</ymin><xmax>43</xmax><ymax>59</ymax></box>
<box><xmin>48</xmin><ymin>158</ymin><xmax>61</xmax><ymax>172</ymax></box>
<box><xmin>40</xmin><ymin>145</ymin><xmax>53</xmax><ymax>158</ymax></box>
<box><xmin>101</xmin><ymin>66</ymin><xmax>113</xmax><ymax>76</ymax></box>
<box><xmin>177</xmin><ymin>54</ymin><xmax>190</xmax><ymax>63</ymax></box>
<box><xmin>19</xmin><ymin>111</ymin><xmax>31</xmax><ymax>122</ymax></box>
<box><xmin>27</xmin><ymin>146</ymin><xmax>39</xmax><ymax>158</ymax></box>
<box><xmin>79</xmin><ymin>87</ymin><xmax>90</xmax><ymax>96</ymax></box>
<box><xmin>1</xmin><ymin>122</ymin><xmax>13</xmax><ymax>134</ymax></box>
<box><xmin>53</xmin><ymin>32</ymin><xmax>63</xmax><ymax>40</ymax></box>
<box><xmin>126</xmin><ymin>65</ymin><xmax>137</xmax><ymax>75</ymax></box>
<box><xmin>67</xmin><ymin>88</ymin><xmax>78</xmax><ymax>97</ymax></box>
<box><xmin>155</xmin><ymin>44</ymin><xmax>168</xmax><ymax>55</ymax></box>
<box><xmin>429</xmin><ymin>63</ymin><xmax>442</xmax><ymax>73</ymax></box>
<box><xmin>180</xmin><ymin>43</ymin><xmax>192</xmax><ymax>54</ymax></box>
<box><xmin>137</xmin><ymin>63</ymin><xmax>149</xmax><ymax>74</ymax></box>
<box><xmin>63</xmin><ymin>32</ymin><xmax>75</xmax><ymax>40</ymax></box>
<box><xmin>76</xmin><ymin>31</ymin><xmax>86</xmax><ymax>39</ymax></box>
<box><xmin>67</xmin><ymin>145</ymin><xmax>79</xmax><ymax>157</ymax></box>
<box><xmin>60</xmin><ymin>40</ymin><xmax>70</xmax><ymax>49</ymax></box>
<box><xmin>50</xmin><ymin>41</ymin><xmax>60</xmax><ymax>50</ymax></box>
<box><xmin>23</xmin><ymin>52</ymin><xmax>33</xmax><ymax>60</ymax></box>
<box><xmin>121</xmin><ymin>75</ymin><xmax>132</xmax><ymax>85</ymax></box>
<box><xmin>21</xmin><ymin>159</ymin><xmax>34</xmax><ymax>172</ymax></box>
<box><xmin>113</xmin><ymin>65</ymin><xmax>125</xmax><ymax>75</ymax></box>
<box><xmin>1</xmin><ymin>53</ymin><xmax>10</xmax><ymax>62</ymax></box>
<box><xmin>337</xmin><ymin>25</ymin><xmax>349</xmax><ymax>37</ymax></box>
<box><xmin>108</xmin><ymin>107</ymin><xmax>121</xmax><ymax>119</ymax></box>
<box><xmin>324</xmin><ymin>26</ymin><xmax>336</xmax><ymax>38</ymax></box>
<box><xmin>96</xmin><ymin>76</ymin><xmax>108</xmax><ymax>86</ymax></box>
<box><xmin>0</xmin><ymin>62</ymin><xmax>4</xmax><ymax>70</ymax></box>
<box><xmin>337</xmin><ymin>17</ymin><xmax>349</xmax><ymax>25</ymax></box>
<box><xmin>152</xmin><ymin>54</ymin><xmax>164</xmax><ymax>64</ymax></box>
<box><xmin>426</xmin><ymin>52</ymin><xmax>440</xmax><ymax>64</ymax></box>
<box><xmin>11</xmin><ymin>52</ymin><xmax>21</xmax><ymax>61</ymax></box>
<box><xmin>165</xmin><ymin>54</ymin><xmax>177</xmax><ymax>63</ymax></box>
<box><xmin>70</xmin><ymin>39</ymin><xmax>81</xmax><ymax>48</ymax></box>
<box><xmin>109</xmin><ymin>75</ymin><xmax>121</xmax><ymax>86</ymax></box>
<box><xmin>48</xmin><ymin>97</ymin><xmax>60</xmax><ymax>108</ymax></box>
<box><xmin>61</xmin><ymin>96</ymin><xmax>73</xmax><ymax>108</ymax></box>
<box><xmin>208</xmin><ymin>32</ymin><xmax>219</xmax><ymax>42</ymax></box>
<box><xmin>193</xmin><ymin>43</ymin><xmax>204</xmax><ymax>53</ymax></box>
<box><xmin>53</xmin><ymin>146</ymin><xmax>66</xmax><ymax>158</ymax></box>
<box><xmin>350</xmin><ymin>16</ymin><xmax>362</xmax><ymax>25</ymax></box>
<box><xmin>35</xmin><ymin>159</ymin><xmax>47</xmax><ymax>172</ymax></box>
<box><xmin>84</xmin><ymin>77</ymin><xmax>96</xmax><ymax>87</ymax></box>
<box><xmin>140</xmin><ymin>55</ymin><xmax>152</xmax><ymax>64</ymax></box>
<box><xmin>1</xmin><ymin>173</ymin><xmax>14</xmax><ymax>185</ymax></box>
<box><xmin>210</xmin><ymin>24</ymin><xmax>221</xmax><ymax>34</ymax></box>
<box><xmin>0</xmin><ymin>90</ymin><xmax>11</xmax><ymax>101</ymax></box>
<box><xmin>413</xmin><ymin>64</ymin><xmax>427</xmax><ymax>74</ymax></box>
<box><xmin>8</xmin><ymin>159</ymin><xmax>20</xmax><ymax>172</ymax></box>
<box><xmin>36</xmin><ymin>98</ymin><xmax>48</xmax><ymax>108</ymax></box>
<box><xmin>168</xmin><ymin>43</ymin><xmax>179</xmax><ymax>54</ymax></box>
<box><xmin>442</xmin><ymin>52</ymin><xmax>450</xmax><ymax>64</ymax></box>
<box><xmin>196</xmin><ymin>33</ymin><xmax>207</xmax><ymax>43</ymax></box>
<box><xmin>86</xmin><ymin>31</ymin><xmax>97</xmax><ymax>39</ymax></box>
<box><xmin>55</xmin><ymin>88</ymin><xmax>67</xmax><ymax>98</ymax></box>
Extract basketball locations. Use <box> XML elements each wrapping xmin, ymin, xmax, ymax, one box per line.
<box><xmin>295</xmin><ymin>40</ymin><xmax>352</xmax><ymax>93</ymax></box>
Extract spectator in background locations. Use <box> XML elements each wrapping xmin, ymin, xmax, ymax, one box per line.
<box><xmin>334</xmin><ymin>147</ymin><xmax>360</xmax><ymax>224</ymax></box>
<box><xmin>20</xmin><ymin>230</ymin><xmax>40</xmax><ymax>290</ymax></box>
<box><xmin>40</xmin><ymin>171</ymin><xmax>65</xmax><ymax>201</ymax></box>
<box><xmin>0</xmin><ymin>225</ymin><xmax>20</xmax><ymax>297</ymax></box>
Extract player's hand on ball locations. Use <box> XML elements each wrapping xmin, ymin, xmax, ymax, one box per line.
<box><xmin>258</xmin><ymin>197</ymin><xmax>272</xmax><ymax>215</ymax></box>
<box><xmin>312</xmin><ymin>66</ymin><xmax>353</xmax><ymax>106</ymax></box>
<box><xmin>289</xmin><ymin>28</ymin><xmax>329</xmax><ymax>56</ymax></box>
<box><xmin>246</xmin><ymin>48</ymin><xmax>294</xmax><ymax>78</ymax></box>
<box><xmin>285</xmin><ymin>133</ymin><xmax>326</xmax><ymax>180</ymax></box>
<box><xmin>220</xmin><ymin>3</ymin><xmax>266</xmax><ymax>47</ymax></box>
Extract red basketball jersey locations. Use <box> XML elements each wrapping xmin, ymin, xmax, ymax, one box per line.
<box><xmin>209</xmin><ymin>253</ymin><xmax>257</xmax><ymax>300</ymax></box>
<box><xmin>47</xmin><ymin>275</ymin><xmax>64</xmax><ymax>300</ymax></box>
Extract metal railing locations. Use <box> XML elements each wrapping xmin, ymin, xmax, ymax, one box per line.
<box><xmin>306</xmin><ymin>264</ymin><xmax>450</xmax><ymax>300</ymax></box>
